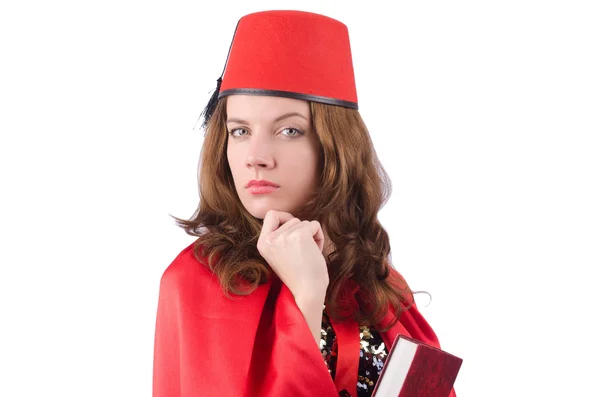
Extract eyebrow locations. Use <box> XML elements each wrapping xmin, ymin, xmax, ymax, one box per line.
<box><xmin>226</xmin><ymin>112</ymin><xmax>308</xmax><ymax>124</ymax></box>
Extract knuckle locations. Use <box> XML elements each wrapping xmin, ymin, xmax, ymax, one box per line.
<box><xmin>258</xmin><ymin>235</ymin><xmax>272</xmax><ymax>248</ymax></box>
<box><xmin>286</xmin><ymin>231</ymin><xmax>301</xmax><ymax>241</ymax></box>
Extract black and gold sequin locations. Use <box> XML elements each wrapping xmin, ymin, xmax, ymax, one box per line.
<box><xmin>320</xmin><ymin>309</ymin><xmax>388</xmax><ymax>397</ymax></box>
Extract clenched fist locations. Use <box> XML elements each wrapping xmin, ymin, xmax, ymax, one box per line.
<box><xmin>257</xmin><ymin>210</ymin><xmax>329</xmax><ymax>301</ymax></box>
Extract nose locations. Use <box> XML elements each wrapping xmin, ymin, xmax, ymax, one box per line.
<box><xmin>246</xmin><ymin>131</ymin><xmax>275</xmax><ymax>169</ymax></box>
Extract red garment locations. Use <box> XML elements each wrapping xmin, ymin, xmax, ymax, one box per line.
<box><xmin>152</xmin><ymin>242</ymin><xmax>457</xmax><ymax>397</ymax></box>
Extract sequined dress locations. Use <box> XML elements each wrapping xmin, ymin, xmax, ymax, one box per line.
<box><xmin>320</xmin><ymin>309</ymin><xmax>389</xmax><ymax>397</ymax></box>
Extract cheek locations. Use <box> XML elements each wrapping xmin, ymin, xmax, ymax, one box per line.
<box><xmin>226</xmin><ymin>143</ymin><xmax>239</xmax><ymax>165</ymax></box>
<box><xmin>226</xmin><ymin>146</ymin><xmax>241</xmax><ymax>183</ymax></box>
<box><xmin>285</xmin><ymin>147</ymin><xmax>320</xmax><ymax>182</ymax></box>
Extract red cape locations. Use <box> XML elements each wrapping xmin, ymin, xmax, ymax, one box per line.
<box><xmin>153</xmin><ymin>242</ymin><xmax>457</xmax><ymax>397</ymax></box>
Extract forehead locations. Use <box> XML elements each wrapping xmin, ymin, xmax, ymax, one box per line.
<box><xmin>225</xmin><ymin>95</ymin><xmax>310</xmax><ymax>122</ymax></box>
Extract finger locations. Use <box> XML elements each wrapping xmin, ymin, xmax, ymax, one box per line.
<box><xmin>285</xmin><ymin>220</ymin><xmax>325</xmax><ymax>252</ymax></box>
<box><xmin>260</xmin><ymin>210</ymin><xmax>294</xmax><ymax>239</ymax></box>
<box><xmin>281</xmin><ymin>220</ymin><xmax>310</xmax><ymax>236</ymax></box>
<box><xmin>311</xmin><ymin>221</ymin><xmax>325</xmax><ymax>252</ymax></box>
<box><xmin>270</xmin><ymin>217</ymin><xmax>302</xmax><ymax>240</ymax></box>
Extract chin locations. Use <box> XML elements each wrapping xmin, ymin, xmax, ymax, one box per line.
<box><xmin>245</xmin><ymin>202</ymin><xmax>294</xmax><ymax>220</ymax></box>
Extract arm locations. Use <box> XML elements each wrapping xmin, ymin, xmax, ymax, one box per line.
<box><xmin>295</xmin><ymin>292</ymin><xmax>327</xmax><ymax>348</ymax></box>
<box><xmin>153</xmin><ymin>269</ymin><xmax>182</xmax><ymax>397</ymax></box>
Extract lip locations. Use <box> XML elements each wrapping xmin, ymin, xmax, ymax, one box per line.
<box><xmin>247</xmin><ymin>185</ymin><xmax>279</xmax><ymax>195</ymax></box>
<box><xmin>245</xmin><ymin>180</ymin><xmax>280</xmax><ymax>188</ymax></box>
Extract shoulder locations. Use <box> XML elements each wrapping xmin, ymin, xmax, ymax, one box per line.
<box><xmin>387</xmin><ymin>266</ymin><xmax>414</xmax><ymax>303</ymax></box>
<box><xmin>156</xmin><ymin>241</ymin><xmax>273</xmax><ymax>321</ymax></box>
<box><xmin>159</xmin><ymin>241</ymin><xmax>221</xmax><ymax>294</ymax></box>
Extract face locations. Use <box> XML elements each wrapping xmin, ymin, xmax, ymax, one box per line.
<box><xmin>226</xmin><ymin>95</ymin><xmax>321</xmax><ymax>219</ymax></box>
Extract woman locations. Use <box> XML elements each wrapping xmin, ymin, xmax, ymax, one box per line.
<box><xmin>153</xmin><ymin>10</ymin><xmax>457</xmax><ymax>397</ymax></box>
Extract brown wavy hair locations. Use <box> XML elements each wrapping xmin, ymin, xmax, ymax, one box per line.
<box><xmin>171</xmin><ymin>96</ymin><xmax>415</xmax><ymax>332</ymax></box>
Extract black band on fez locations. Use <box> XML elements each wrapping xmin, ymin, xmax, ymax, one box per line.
<box><xmin>218</xmin><ymin>88</ymin><xmax>359</xmax><ymax>110</ymax></box>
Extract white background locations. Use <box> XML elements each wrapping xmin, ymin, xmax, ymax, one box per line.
<box><xmin>1</xmin><ymin>1</ymin><xmax>598</xmax><ymax>396</ymax></box>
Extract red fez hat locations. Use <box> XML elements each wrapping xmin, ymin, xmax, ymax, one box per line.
<box><xmin>195</xmin><ymin>10</ymin><xmax>358</xmax><ymax>130</ymax></box>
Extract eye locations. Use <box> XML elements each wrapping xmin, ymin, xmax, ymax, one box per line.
<box><xmin>228</xmin><ymin>128</ymin><xmax>248</xmax><ymax>138</ymax></box>
<box><xmin>228</xmin><ymin>127</ymin><xmax>304</xmax><ymax>138</ymax></box>
<box><xmin>281</xmin><ymin>127</ymin><xmax>304</xmax><ymax>137</ymax></box>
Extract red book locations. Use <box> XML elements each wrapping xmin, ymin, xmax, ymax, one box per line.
<box><xmin>372</xmin><ymin>334</ymin><xmax>463</xmax><ymax>397</ymax></box>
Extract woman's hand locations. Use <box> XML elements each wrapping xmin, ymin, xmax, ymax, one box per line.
<box><xmin>257</xmin><ymin>210</ymin><xmax>329</xmax><ymax>300</ymax></box>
